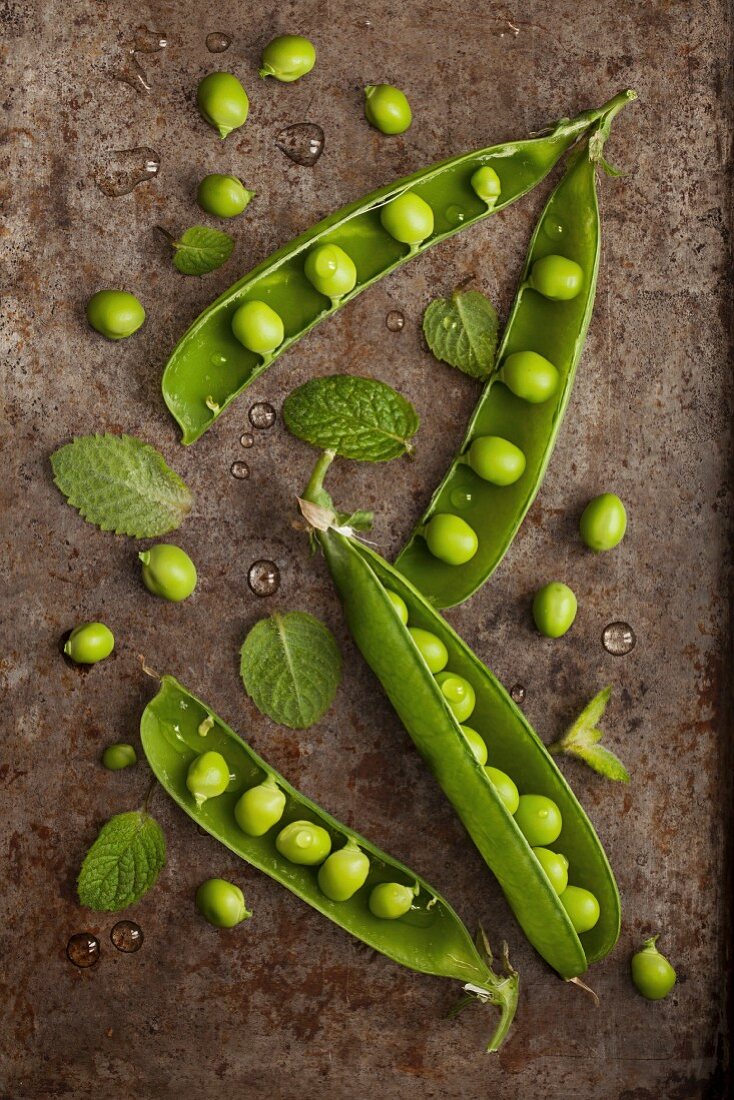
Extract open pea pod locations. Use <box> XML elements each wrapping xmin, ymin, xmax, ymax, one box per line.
<box><xmin>141</xmin><ymin>674</ymin><xmax>520</xmax><ymax>1051</ymax></box>
<box><xmin>162</xmin><ymin>91</ymin><xmax>634</xmax><ymax>443</ymax></box>
<box><xmin>395</xmin><ymin>92</ymin><xmax>636</xmax><ymax>607</ymax></box>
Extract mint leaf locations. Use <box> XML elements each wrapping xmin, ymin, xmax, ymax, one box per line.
<box><xmin>548</xmin><ymin>686</ymin><xmax>630</xmax><ymax>783</ymax></box>
<box><xmin>172</xmin><ymin>226</ymin><xmax>234</xmax><ymax>275</ymax></box>
<box><xmin>51</xmin><ymin>433</ymin><xmax>192</xmax><ymax>537</ymax></box>
<box><xmin>283</xmin><ymin>375</ymin><xmax>419</xmax><ymax>461</ymax></box>
<box><xmin>423</xmin><ymin>289</ymin><xmax>499</xmax><ymax>380</ymax></box>
<box><xmin>77</xmin><ymin>811</ymin><xmax>166</xmax><ymax>911</ymax></box>
<box><xmin>240</xmin><ymin>610</ymin><xmax>342</xmax><ymax>729</ymax></box>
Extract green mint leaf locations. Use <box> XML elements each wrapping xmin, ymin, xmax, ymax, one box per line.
<box><xmin>51</xmin><ymin>433</ymin><xmax>193</xmax><ymax>537</ymax></box>
<box><xmin>283</xmin><ymin>375</ymin><xmax>419</xmax><ymax>461</ymax></box>
<box><xmin>422</xmin><ymin>289</ymin><xmax>499</xmax><ymax>380</ymax></box>
<box><xmin>240</xmin><ymin>610</ymin><xmax>342</xmax><ymax>729</ymax></box>
<box><xmin>77</xmin><ymin>811</ymin><xmax>166</xmax><ymax>911</ymax></box>
<box><xmin>570</xmin><ymin>744</ymin><xmax>631</xmax><ymax>783</ymax></box>
<box><xmin>172</xmin><ymin>226</ymin><xmax>234</xmax><ymax>275</ymax></box>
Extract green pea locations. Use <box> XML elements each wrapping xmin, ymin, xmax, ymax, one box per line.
<box><xmin>259</xmin><ymin>35</ymin><xmax>316</xmax><ymax>82</ymax></box>
<box><xmin>364</xmin><ymin>84</ymin><xmax>412</xmax><ymax>135</ymax></box>
<box><xmin>424</xmin><ymin>513</ymin><xmax>478</xmax><ymax>566</ymax></box>
<box><xmin>559</xmin><ymin>885</ymin><xmax>600</xmax><ymax>933</ymax></box>
<box><xmin>197</xmin><ymin>72</ymin><xmax>249</xmax><ymax>139</ymax></box>
<box><xmin>460</xmin><ymin>725</ymin><xmax>487</xmax><ymax>765</ymax></box>
<box><xmin>186</xmin><ymin>751</ymin><xmax>230</xmax><ymax>807</ymax></box>
<box><xmin>317</xmin><ymin>839</ymin><xmax>370</xmax><ymax>901</ymax></box>
<box><xmin>501</xmin><ymin>351</ymin><xmax>560</xmax><ymax>403</ymax></box>
<box><xmin>139</xmin><ymin>544</ymin><xmax>197</xmax><ymax>603</ymax></box>
<box><xmin>304</xmin><ymin>243</ymin><xmax>357</xmax><ymax>300</ymax></box>
<box><xmin>408</xmin><ymin>627</ymin><xmax>448</xmax><ymax>673</ymax></box>
<box><xmin>101</xmin><ymin>743</ymin><xmax>137</xmax><ymax>770</ymax></box>
<box><xmin>532</xmin><ymin>847</ymin><xmax>569</xmax><ymax>895</ymax></box>
<box><xmin>86</xmin><ymin>289</ymin><xmax>145</xmax><ymax>340</ymax></box>
<box><xmin>197</xmin><ymin>174</ymin><xmax>255</xmax><ymax>219</ymax></box>
<box><xmin>435</xmin><ymin>671</ymin><xmax>476</xmax><ymax>723</ymax></box>
<box><xmin>368</xmin><ymin>881</ymin><xmax>417</xmax><ymax>920</ymax></box>
<box><xmin>234</xmin><ymin>777</ymin><xmax>286</xmax><ymax>837</ymax></box>
<box><xmin>529</xmin><ymin>254</ymin><xmax>584</xmax><ymax>300</ymax></box>
<box><xmin>579</xmin><ymin>493</ymin><xmax>627</xmax><ymax>552</ymax></box>
<box><xmin>275</xmin><ymin>820</ymin><xmax>332</xmax><ymax>866</ymax></box>
<box><xmin>380</xmin><ymin>191</ymin><xmax>434</xmax><ymax>246</ymax></box>
<box><xmin>631</xmin><ymin>935</ymin><xmax>677</xmax><ymax>1000</ymax></box>
<box><xmin>231</xmin><ymin>300</ymin><xmax>285</xmax><ymax>355</ymax></box>
<box><xmin>195</xmin><ymin>877</ymin><xmax>251</xmax><ymax>928</ymax></box>
<box><xmin>515</xmin><ymin>794</ymin><xmax>563</xmax><ymax>846</ymax></box>
<box><xmin>64</xmin><ymin>622</ymin><xmax>115</xmax><ymax>665</ymax></box>
<box><xmin>385</xmin><ymin>589</ymin><xmax>408</xmax><ymax>624</ymax></box>
<box><xmin>485</xmin><ymin>767</ymin><xmax>519</xmax><ymax>814</ymax></box>
<box><xmin>470</xmin><ymin>165</ymin><xmax>502</xmax><ymax>206</ymax></box>
<box><xmin>468</xmin><ymin>435</ymin><xmax>526</xmax><ymax>486</ymax></box>
<box><xmin>532</xmin><ymin>581</ymin><xmax>577</xmax><ymax>638</ymax></box>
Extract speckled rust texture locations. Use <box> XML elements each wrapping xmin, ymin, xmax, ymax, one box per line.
<box><xmin>1</xmin><ymin>1</ymin><xmax>731</xmax><ymax>1097</ymax></box>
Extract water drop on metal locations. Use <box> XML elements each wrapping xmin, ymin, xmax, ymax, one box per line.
<box><xmin>275</xmin><ymin>123</ymin><xmax>325</xmax><ymax>167</ymax></box>
<box><xmin>602</xmin><ymin>621</ymin><xmax>636</xmax><ymax>656</ymax></box>
<box><xmin>450</xmin><ymin>487</ymin><xmax>473</xmax><ymax>509</ymax></box>
<box><xmin>110</xmin><ymin>920</ymin><xmax>144</xmax><ymax>953</ymax></box>
<box><xmin>95</xmin><ymin>147</ymin><xmax>160</xmax><ymax>197</ymax></box>
<box><xmin>67</xmin><ymin>932</ymin><xmax>100</xmax><ymax>968</ymax></box>
<box><xmin>248</xmin><ymin>560</ymin><xmax>281</xmax><ymax>597</ymax></box>
<box><xmin>132</xmin><ymin>25</ymin><xmax>168</xmax><ymax>52</ymax></box>
<box><xmin>230</xmin><ymin>461</ymin><xmax>250</xmax><ymax>480</ymax></box>
<box><xmin>240</xmin><ymin>432</ymin><xmax>254</xmax><ymax>448</ymax></box>
<box><xmin>385</xmin><ymin>309</ymin><xmax>405</xmax><ymax>332</ymax></box>
<box><xmin>249</xmin><ymin>401</ymin><xmax>276</xmax><ymax>429</ymax></box>
<box><xmin>206</xmin><ymin>31</ymin><xmax>231</xmax><ymax>53</ymax></box>
<box><xmin>510</xmin><ymin>683</ymin><xmax>526</xmax><ymax>704</ymax></box>
<box><xmin>112</xmin><ymin>25</ymin><xmax>167</xmax><ymax>94</ymax></box>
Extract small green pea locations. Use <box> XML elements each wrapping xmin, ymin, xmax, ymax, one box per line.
<box><xmin>197</xmin><ymin>72</ymin><xmax>249</xmax><ymax>139</ymax></box>
<box><xmin>195</xmin><ymin>877</ymin><xmax>251</xmax><ymax>928</ymax></box>
<box><xmin>485</xmin><ymin>766</ymin><xmax>520</xmax><ymax>814</ymax></box>
<box><xmin>529</xmin><ymin>254</ymin><xmax>584</xmax><ymax>300</ymax></box>
<box><xmin>86</xmin><ymin>290</ymin><xmax>145</xmax><ymax>340</ymax></box>
<box><xmin>231</xmin><ymin>300</ymin><xmax>285</xmax><ymax>355</ymax></box>
<box><xmin>259</xmin><ymin>35</ymin><xmax>316</xmax><ymax>82</ymax></box>
<box><xmin>385</xmin><ymin>589</ymin><xmax>409</xmax><ymax>625</ymax></box>
<box><xmin>304</xmin><ymin>243</ymin><xmax>357</xmax><ymax>300</ymax></box>
<box><xmin>275</xmin><ymin>820</ymin><xmax>332</xmax><ymax>866</ymax></box>
<box><xmin>186</xmin><ymin>751</ymin><xmax>230</xmax><ymax>807</ymax></box>
<box><xmin>234</xmin><ymin>777</ymin><xmax>286</xmax><ymax>837</ymax></box>
<box><xmin>101</xmin><ymin>743</ymin><xmax>137</xmax><ymax>770</ymax></box>
<box><xmin>532</xmin><ymin>581</ymin><xmax>577</xmax><ymax>638</ymax></box>
<box><xmin>364</xmin><ymin>84</ymin><xmax>412</xmax><ymax>135</ymax></box>
<box><xmin>532</xmin><ymin>847</ymin><xmax>569</xmax><ymax>894</ymax></box>
<box><xmin>408</xmin><ymin>627</ymin><xmax>448</xmax><ymax>673</ymax></box>
<box><xmin>470</xmin><ymin>165</ymin><xmax>502</xmax><ymax>207</ymax></box>
<box><xmin>139</xmin><ymin>544</ymin><xmax>197</xmax><ymax>603</ymax></box>
<box><xmin>197</xmin><ymin>174</ymin><xmax>255</xmax><ymax>219</ymax></box>
<box><xmin>515</xmin><ymin>794</ymin><xmax>563</xmax><ymax>846</ymax></box>
<box><xmin>468</xmin><ymin>435</ymin><xmax>526</xmax><ymax>486</ymax></box>
<box><xmin>560</xmin><ymin>885</ymin><xmax>600</xmax><ymax>933</ymax></box>
<box><xmin>501</xmin><ymin>351</ymin><xmax>560</xmax><ymax>404</ymax></box>
<box><xmin>435</xmin><ymin>671</ymin><xmax>476</xmax><ymax>723</ymax></box>
<box><xmin>64</xmin><ymin>622</ymin><xmax>115</xmax><ymax>665</ymax></box>
<box><xmin>424</xmin><ymin>513</ymin><xmax>479</xmax><ymax>566</ymax></box>
<box><xmin>380</xmin><ymin>191</ymin><xmax>434</xmax><ymax>246</ymax></box>
<box><xmin>317</xmin><ymin>839</ymin><xmax>370</xmax><ymax>902</ymax></box>
<box><xmin>580</xmin><ymin>493</ymin><xmax>627</xmax><ymax>552</ymax></box>
<box><xmin>460</xmin><ymin>725</ymin><xmax>487</xmax><ymax>765</ymax></box>
<box><xmin>368</xmin><ymin>881</ymin><xmax>418</xmax><ymax>919</ymax></box>
<box><xmin>631</xmin><ymin>935</ymin><xmax>677</xmax><ymax>1000</ymax></box>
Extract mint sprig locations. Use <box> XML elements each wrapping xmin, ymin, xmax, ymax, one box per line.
<box><xmin>77</xmin><ymin>811</ymin><xmax>166</xmax><ymax>911</ymax></box>
<box><xmin>548</xmin><ymin>686</ymin><xmax>630</xmax><ymax>782</ymax></box>
<box><xmin>170</xmin><ymin>226</ymin><xmax>234</xmax><ymax>275</ymax></box>
<box><xmin>423</xmin><ymin>289</ymin><xmax>499</xmax><ymax>380</ymax></box>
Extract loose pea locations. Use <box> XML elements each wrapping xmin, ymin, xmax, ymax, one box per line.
<box><xmin>276</xmin><ymin>820</ymin><xmax>332</xmax><ymax>866</ymax></box>
<box><xmin>304</xmin><ymin>244</ymin><xmax>357</xmax><ymax>300</ymax></box>
<box><xmin>532</xmin><ymin>582</ymin><xmax>577</xmax><ymax>638</ymax></box>
<box><xmin>424</xmin><ymin>513</ymin><xmax>479</xmax><ymax>566</ymax></box>
<box><xmin>195</xmin><ymin>877</ymin><xmax>251</xmax><ymax>928</ymax></box>
<box><xmin>231</xmin><ymin>300</ymin><xmax>285</xmax><ymax>355</ymax></box>
<box><xmin>532</xmin><ymin>847</ymin><xmax>569</xmax><ymax>894</ymax></box>
<box><xmin>197</xmin><ymin>72</ymin><xmax>249</xmax><ymax>139</ymax></box>
<box><xmin>102</xmin><ymin>743</ymin><xmax>137</xmax><ymax>770</ymax></box>
<box><xmin>186</xmin><ymin>751</ymin><xmax>230</xmax><ymax>807</ymax></box>
<box><xmin>259</xmin><ymin>35</ymin><xmax>316</xmax><ymax>82</ymax></box>
<box><xmin>515</xmin><ymin>794</ymin><xmax>563</xmax><ymax>846</ymax></box>
<box><xmin>139</xmin><ymin>544</ymin><xmax>197</xmax><ymax>603</ymax></box>
<box><xmin>380</xmin><ymin>191</ymin><xmax>434</xmax><ymax>246</ymax></box>
<box><xmin>64</xmin><ymin>622</ymin><xmax>115</xmax><ymax>665</ymax></box>
<box><xmin>485</xmin><ymin>767</ymin><xmax>520</xmax><ymax>814</ymax></box>
<box><xmin>86</xmin><ymin>290</ymin><xmax>145</xmax><ymax>340</ymax></box>
<box><xmin>529</xmin><ymin>254</ymin><xmax>584</xmax><ymax>300</ymax></box>
<box><xmin>197</xmin><ymin>174</ymin><xmax>255</xmax><ymax>219</ymax></box>
<box><xmin>631</xmin><ymin>935</ymin><xmax>677</xmax><ymax>1000</ymax></box>
<box><xmin>501</xmin><ymin>351</ymin><xmax>560</xmax><ymax>404</ymax></box>
<box><xmin>579</xmin><ymin>493</ymin><xmax>627</xmax><ymax>552</ymax></box>
<box><xmin>435</xmin><ymin>672</ymin><xmax>476</xmax><ymax>723</ymax></box>
<box><xmin>369</xmin><ymin>881</ymin><xmax>417</xmax><ymax>919</ymax></box>
<box><xmin>460</xmin><ymin>725</ymin><xmax>487</xmax><ymax>765</ymax></box>
<box><xmin>234</xmin><ymin>777</ymin><xmax>286</xmax><ymax>837</ymax></box>
<box><xmin>364</xmin><ymin>84</ymin><xmax>412</xmax><ymax>135</ymax></box>
<box><xmin>468</xmin><ymin>435</ymin><xmax>526</xmax><ymax>486</ymax></box>
<box><xmin>385</xmin><ymin>589</ymin><xmax>409</xmax><ymax>624</ymax></box>
<box><xmin>408</xmin><ymin>627</ymin><xmax>448</xmax><ymax>673</ymax></box>
<box><xmin>470</xmin><ymin>165</ymin><xmax>502</xmax><ymax>206</ymax></box>
<box><xmin>317</xmin><ymin>839</ymin><xmax>370</xmax><ymax>901</ymax></box>
<box><xmin>560</xmin><ymin>885</ymin><xmax>600</xmax><ymax>933</ymax></box>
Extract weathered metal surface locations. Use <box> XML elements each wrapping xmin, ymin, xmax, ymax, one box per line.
<box><xmin>1</xmin><ymin>1</ymin><xmax>731</xmax><ymax>1097</ymax></box>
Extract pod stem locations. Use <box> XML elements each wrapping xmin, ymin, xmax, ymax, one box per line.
<box><xmin>449</xmin><ymin>934</ymin><xmax>520</xmax><ymax>1053</ymax></box>
<box><xmin>303</xmin><ymin>449</ymin><xmax>336</xmax><ymax>507</ymax></box>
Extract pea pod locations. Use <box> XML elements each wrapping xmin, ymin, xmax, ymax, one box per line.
<box><xmin>141</xmin><ymin>675</ymin><xmax>519</xmax><ymax>1051</ymax></box>
<box><xmin>395</xmin><ymin>92</ymin><xmax>636</xmax><ymax>607</ymax></box>
<box><xmin>161</xmin><ymin>91</ymin><xmax>634</xmax><ymax>443</ymax></box>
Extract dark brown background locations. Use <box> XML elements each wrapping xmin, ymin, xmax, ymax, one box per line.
<box><xmin>1</xmin><ymin>1</ymin><xmax>731</xmax><ymax>1097</ymax></box>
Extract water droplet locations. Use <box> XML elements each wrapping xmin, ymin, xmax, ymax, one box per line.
<box><xmin>197</xmin><ymin>824</ymin><xmax>209</xmax><ymax>836</ymax></box>
<box><xmin>206</xmin><ymin>31</ymin><xmax>231</xmax><ymax>53</ymax></box>
<box><xmin>602</xmin><ymin>621</ymin><xmax>636</xmax><ymax>656</ymax></box>
<box><xmin>110</xmin><ymin>920</ymin><xmax>144</xmax><ymax>953</ymax></box>
<box><xmin>510</xmin><ymin>683</ymin><xmax>526</xmax><ymax>704</ymax></box>
<box><xmin>240</xmin><ymin>432</ymin><xmax>254</xmax><ymax>448</ymax></box>
<box><xmin>275</xmin><ymin>123</ymin><xmax>325</xmax><ymax>167</ymax></box>
<box><xmin>248</xmin><ymin>559</ymin><xmax>281</xmax><ymax>597</ymax></box>
<box><xmin>94</xmin><ymin>147</ymin><xmax>160</xmax><ymax>197</ymax></box>
<box><xmin>385</xmin><ymin>309</ymin><xmax>405</xmax><ymax>332</ymax></box>
<box><xmin>230</xmin><ymin>460</ymin><xmax>250</xmax><ymax>480</ymax></box>
<box><xmin>210</xmin><ymin>352</ymin><xmax>227</xmax><ymax>367</ymax></box>
<box><xmin>249</xmin><ymin>401</ymin><xmax>276</xmax><ymax>429</ymax></box>
<box><xmin>445</xmin><ymin>204</ymin><xmax>466</xmax><ymax>226</ymax></box>
<box><xmin>544</xmin><ymin>217</ymin><xmax>565</xmax><ymax>240</ymax></box>
<box><xmin>112</xmin><ymin>54</ymin><xmax>153</xmax><ymax>94</ymax></box>
<box><xmin>450</xmin><ymin>487</ymin><xmax>473</xmax><ymax>509</ymax></box>
<box><xmin>132</xmin><ymin>25</ymin><xmax>168</xmax><ymax>52</ymax></box>
<box><xmin>67</xmin><ymin>932</ymin><xmax>100</xmax><ymax>968</ymax></box>
<box><xmin>636</xmin><ymin>853</ymin><xmax>648</xmax><ymax>867</ymax></box>
<box><xmin>357</xmin><ymin>18</ymin><xmax>373</xmax><ymax>28</ymax></box>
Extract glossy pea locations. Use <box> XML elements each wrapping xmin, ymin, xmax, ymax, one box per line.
<box><xmin>515</xmin><ymin>794</ymin><xmax>563</xmax><ymax>846</ymax></box>
<box><xmin>276</xmin><ymin>820</ymin><xmax>332</xmax><ymax>866</ymax></box>
<box><xmin>560</xmin><ymin>885</ymin><xmax>600</xmax><ymax>933</ymax></box>
<box><xmin>424</xmin><ymin>513</ymin><xmax>478</xmax><ymax>566</ymax></box>
<box><xmin>102</xmin><ymin>743</ymin><xmax>137</xmax><ymax>770</ymax></box>
<box><xmin>86</xmin><ymin>290</ymin><xmax>145</xmax><ymax>340</ymax></box>
<box><xmin>197</xmin><ymin>174</ymin><xmax>254</xmax><ymax>219</ymax></box>
<box><xmin>234</xmin><ymin>777</ymin><xmax>286</xmax><ymax>836</ymax></box>
<box><xmin>369</xmin><ymin>882</ymin><xmax>417</xmax><ymax>920</ymax></box>
<box><xmin>317</xmin><ymin>839</ymin><xmax>370</xmax><ymax>902</ymax></box>
<box><xmin>259</xmin><ymin>35</ymin><xmax>316</xmax><ymax>82</ymax></box>
<box><xmin>231</xmin><ymin>300</ymin><xmax>285</xmax><ymax>355</ymax></box>
<box><xmin>468</xmin><ymin>436</ymin><xmax>526</xmax><ymax>486</ymax></box>
<box><xmin>64</xmin><ymin>622</ymin><xmax>115</xmax><ymax>665</ymax></box>
<box><xmin>195</xmin><ymin>877</ymin><xmax>251</xmax><ymax>928</ymax></box>
<box><xmin>139</xmin><ymin>544</ymin><xmax>197</xmax><ymax>602</ymax></box>
<box><xmin>470</xmin><ymin>165</ymin><xmax>502</xmax><ymax>206</ymax></box>
<box><xmin>529</xmin><ymin>254</ymin><xmax>583</xmax><ymax>300</ymax></box>
<box><xmin>532</xmin><ymin>582</ymin><xmax>577</xmax><ymax>638</ymax></box>
<box><xmin>304</xmin><ymin>244</ymin><xmax>357</xmax><ymax>300</ymax></box>
<box><xmin>501</xmin><ymin>351</ymin><xmax>560</xmax><ymax>404</ymax></box>
<box><xmin>380</xmin><ymin>191</ymin><xmax>434</xmax><ymax>246</ymax></box>
<box><xmin>460</xmin><ymin>725</ymin><xmax>487</xmax><ymax>766</ymax></box>
<box><xmin>532</xmin><ymin>847</ymin><xmax>569</xmax><ymax>895</ymax></box>
<box><xmin>197</xmin><ymin>72</ymin><xmax>249</xmax><ymax>139</ymax></box>
<box><xmin>186</xmin><ymin>751</ymin><xmax>230</xmax><ymax>807</ymax></box>
<box><xmin>631</xmin><ymin>935</ymin><xmax>677</xmax><ymax>1000</ymax></box>
<box><xmin>364</xmin><ymin>84</ymin><xmax>412</xmax><ymax>135</ymax></box>
<box><xmin>435</xmin><ymin>672</ymin><xmax>476</xmax><ymax>723</ymax></box>
<box><xmin>408</xmin><ymin>627</ymin><xmax>448</xmax><ymax>673</ymax></box>
<box><xmin>385</xmin><ymin>589</ymin><xmax>409</xmax><ymax>624</ymax></box>
<box><xmin>485</xmin><ymin>767</ymin><xmax>519</xmax><ymax>814</ymax></box>
<box><xmin>580</xmin><ymin>493</ymin><xmax>627</xmax><ymax>551</ymax></box>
